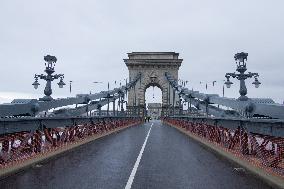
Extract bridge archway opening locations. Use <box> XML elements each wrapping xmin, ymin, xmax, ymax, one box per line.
<box><xmin>144</xmin><ymin>84</ymin><xmax>162</xmax><ymax>120</ymax></box>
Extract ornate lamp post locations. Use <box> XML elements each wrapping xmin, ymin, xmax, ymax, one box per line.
<box><xmin>69</xmin><ymin>81</ymin><xmax>73</xmax><ymax>93</ymax></box>
<box><xmin>120</xmin><ymin>94</ymin><xmax>126</xmax><ymax>113</ymax></box>
<box><xmin>105</xmin><ymin>82</ymin><xmax>114</xmax><ymax>116</ymax></box>
<box><xmin>32</xmin><ymin>55</ymin><xmax>66</xmax><ymax>101</ymax></box>
<box><xmin>224</xmin><ymin>52</ymin><xmax>261</xmax><ymax>101</ymax></box>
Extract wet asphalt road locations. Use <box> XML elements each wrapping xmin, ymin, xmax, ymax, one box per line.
<box><xmin>0</xmin><ymin>120</ymin><xmax>274</xmax><ymax>189</ymax></box>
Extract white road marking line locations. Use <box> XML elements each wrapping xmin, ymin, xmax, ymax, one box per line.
<box><xmin>125</xmin><ymin>123</ymin><xmax>153</xmax><ymax>189</ymax></box>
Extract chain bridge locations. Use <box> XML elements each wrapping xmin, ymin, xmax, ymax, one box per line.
<box><xmin>0</xmin><ymin>52</ymin><xmax>284</xmax><ymax>189</ymax></box>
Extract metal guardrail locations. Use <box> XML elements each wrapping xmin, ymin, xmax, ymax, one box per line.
<box><xmin>0</xmin><ymin>116</ymin><xmax>142</xmax><ymax>171</ymax></box>
<box><xmin>0</xmin><ymin>116</ymin><xmax>139</xmax><ymax>135</ymax></box>
<box><xmin>171</xmin><ymin>116</ymin><xmax>284</xmax><ymax>137</ymax></box>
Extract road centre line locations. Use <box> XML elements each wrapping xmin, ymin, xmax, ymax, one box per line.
<box><xmin>124</xmin><ymin>123</ymin><xmax>153</xmax><ymax>189</ymax></box>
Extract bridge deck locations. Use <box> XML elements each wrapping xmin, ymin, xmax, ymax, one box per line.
<box><xmin>0</xmin><ymin>121</ymin><xmax>273</xmax><ymax>189</ymax></box>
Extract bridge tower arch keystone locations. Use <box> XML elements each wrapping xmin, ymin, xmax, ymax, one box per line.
<box><xmin>124</xmin><ymin>52</ymin><xmax>183</xmax><ymax>116</ymax></box>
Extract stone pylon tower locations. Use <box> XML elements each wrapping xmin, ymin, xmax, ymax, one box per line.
<box><xmin>124</xmin><ymin>52</ymin><xmax>182</xmax><ymax>116</ymax></box>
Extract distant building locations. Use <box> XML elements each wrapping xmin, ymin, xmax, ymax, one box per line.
<box><xmin>147</xmin><ymin>103</ymin><xmax>162</xmax><ymax>119</ymax></box>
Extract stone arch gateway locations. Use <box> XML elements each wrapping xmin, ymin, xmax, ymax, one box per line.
<box><xmin>124</xmin><ymin>52</ymin><xmax>183</xmax><ymax>116</ymax></box>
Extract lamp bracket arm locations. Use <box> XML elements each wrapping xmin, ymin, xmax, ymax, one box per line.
<box><xmin>251</xmin><ymin>72</ymin><xmax>259</xmax><ymax>77</ymax></box>
<box><xmin>225</xmin><ymin>73</ymin><xmax>236</xmax><ymax>78</ymax></box>
<box><xmin>53</xmin><ymin>74</ymin><xmax>64</xmax><ymax>80</ymax></box>
<box><xmin>244</xmin><ymin>72</ymin><xmax>258</xmax><ymax>79</ymax></box>
<box><xmin>36</xmin><ymin>74</ymin><xmax>46</xmax><ymax>80</ymax></box>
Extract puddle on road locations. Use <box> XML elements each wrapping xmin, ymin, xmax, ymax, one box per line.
<box><xmin>233</xmin><ymin>167</ymin><xmax>245</xmax><ymax>172</ymax></box>
<box><xmin>34</xmin><ymin>164</ymin><xmax>43</xmax><ymax>168</ymax></box>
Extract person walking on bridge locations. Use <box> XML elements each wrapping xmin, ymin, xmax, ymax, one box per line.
<box><xmin>147</xmin><ymin>116</ymin><xmax>150</xmax><ymax>122</ymax></box>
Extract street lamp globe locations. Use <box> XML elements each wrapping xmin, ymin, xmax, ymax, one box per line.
<box><xmin>252</xmin><ymin>77</ymin><xmax>261</xmax><ymax>88</ymax></box>
<box><xmin>32</xmin><ymin>80</ymin><xmax>40</xmax><ymax>89</ymax></box>
<box><xmin>58</xmin><ymin>78</ymin><xmax>66</xmax><ymax>88</ymax></box>
<box><xmin>224</xmin><ymin>77</ymin><xmax>233</xmax><ymax>88</ymax></box>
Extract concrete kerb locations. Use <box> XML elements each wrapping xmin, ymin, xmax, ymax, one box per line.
<box><xmin>0</xmin><ymin>122</ymin><xmax>141</xmax><ymax>179</ymax></box>
<box><xmin>164</xmin><ymin>122</ymin><xmax>284</xmax><ymax>189</ymax></box>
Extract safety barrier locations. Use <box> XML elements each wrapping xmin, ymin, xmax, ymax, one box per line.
<box><xmin>163</xmin><ymin>117</ymin><xmax>284</xmax><ymax>179</ymax></box>
<box><xmin>0</xmin><ymin>117</ymin><xmax>141</xmax><ymax>171</ymax></box>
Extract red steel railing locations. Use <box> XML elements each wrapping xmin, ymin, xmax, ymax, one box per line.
<box><xmin>0</xmin><ymin>117</ymin><xmax>141</xmax><ymax>169</ymax></box>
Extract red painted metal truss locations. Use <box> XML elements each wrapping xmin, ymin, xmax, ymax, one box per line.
<box><xmin>163</xmin><ymin>117</ymin><xmax>284</xmax><ymax>178</ymax></box>
<box><xmin>0</xmin><ymin>117</ymin><xmax>141</xmax><ymax>169</ymax></box>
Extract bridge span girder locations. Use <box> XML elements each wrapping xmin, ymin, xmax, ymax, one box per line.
<box><xmin>165</xmin><ymin>72</ymin><xmax>284</xmax><ymax>120</ymax></box>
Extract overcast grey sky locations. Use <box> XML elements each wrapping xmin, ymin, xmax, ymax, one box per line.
<box><xmin>0</xmin><ymin>0</ymin><xmax>283</xmax><ymax>104</ymax></box>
